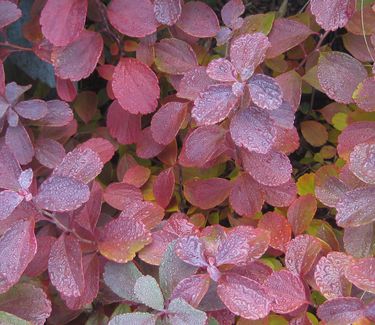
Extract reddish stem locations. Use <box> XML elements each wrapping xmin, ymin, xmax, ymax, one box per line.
<box><xmin>0</xmin><ymin>42</ymin><xmax>33</xmax><ymax>52</ymax></box>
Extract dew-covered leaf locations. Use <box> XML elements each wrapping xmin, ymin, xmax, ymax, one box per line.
<box><xmin>112</xmin><ymin>58</ymin><xmax>160</xmax><ymax>114</ymax></box>
<box><xmin>287</xmin><ymin>194</ymin><xmax>317</xmax><ymax>236</ymax></box>
<box><xmin>37</xmin><ymin>100</ymin><xmax>73</xmax><ymax>127</ymax></box>
<box><xmin>13</xmin><ymin>100</ymin><xmax>47</xmax><ymax>121</ymax></box>
<box><xmin>184</xmin><ymin>178</ymin><xmax>231</xmax><ymax>210</ymax></box>
<box><xmin>109</xmin><ymin>312</ymin><xmax>156</xmax><ymax>325</ymax></box>
<box><xmin>310</xmin><ymin>0</ymin><xmax>356</xmax><ymax>31</ymax></box>
<box><xmin>0</xmin><ymin>140</ymin><xmax>22</xmax><ymax>190</ymax></box>
<box><xmin>154</xmin><ymin>0</ymin><xmax>182</xmax><ymax>25</ymax></box>
<box><xmin>269</xmin><ymin>101</ymin><xmax>295</xmax><ymax>130</ymax></box>
<box><xmin>136</xmin><ymin>127</ymin><xmax>166</xmax><ymax>159</ymax></box>
<box><xmin>78</xmin><ymin>138</ymin><xmax>115</xmax><ymax>164</ymax></box>
<box><xmin>343</xmin><ymin>224</ymin><xmax>374</xmax><ymax>258</ymax></box>
<box><xmin>349</xmin><ymin>143</ymin><xmax>375</xmax><ymax>184</ymax></box>
<box><xmin>275</xmin><ymin>70</ymin><xmax>302</xmax><ymax>112</ymax></box>
<box><xmin>264</xmin><ymin>270</ymin><xmax>307</xmax><ymax>314</ymax></box>
<box><xmin>155</xmin><ymin>38</ymin><xmax>197</xmax><ymax>75</ymax></box>
<box><xmin>177</xmin><ymin>66</ymin><xmax>213</xmax><ymax>101</ymax></box>
<box><xmin>217</xmin><ymin>274</ymin><xmax>271</xmax><ymax>320</ymax></box>
<box><xmin>5</xmin><ymin>125</ymin><xmax>34</xmax><ymax>165</ymax></box>
<box><xmin>176</xmin><ymin>1</ymin><xmax>219</xmax><ymax>38</ymax></box>
<box><xmin>248</xmin><ymin>74</ymin><xmax>283</xmax><ymax>111</ymax></box>
<box><xmin>230</xmin><ymin>106</ymin><xmax>276</xmax><ymax>154</ymax></box>
<box><xmin>134</xmin><ymin>275</ymin><xmax>164</xmax><ymax>311</ymax></box>
<box><xmin>175</xmin><ymin>235</ymin><xmax>207</xmax><ymax>267</ymax></box>
<box><xmin>40</xmin><ymin>0</ymin><xmax>87</xmax><ymax>46</ymax></box>
<box><xmin>262</xmin><ymin>178</ymin><xmax>297</xmax><ymax>207</ymax></box>
<box><xmin>153</xmin><ymin>167</ymin><xmax>175</xmax><ymax>209</ymax></box>
<box><xmin>191</xmin><ymin>84</ymin><xmax>238</xmax><ymax>126</ymax></box>
<box><xmin>56</xmin><ymin>77</ymin><xmax>77</xmax><ymax>102</ymax></box>
<box><xmin>345</xmin><ymin>257</ymin><xmax>375</xmax><ymax>294</ymax></box>
<box><xmin>0</xmin><ymin>0</ymin><xmax>21</xmax><ymax>29</ymax></box>
<box><xmin>34</xmin><ymin>175</ymin><xmax>90</xmax><ymax>212</ymax></box>
<box><xmin>103</xmin><ymin>182</ymin><xmax>143</xmax><ymax>210</ymax></box>
<box><xmin>35</xmin><ymin>138</ymin><xmax>66</xmax><ymax>169</ymax></box>
<box><xmin>0</xmin><ymin>219</ymin><xmax>36</xmax><ymax>294</ymax></box>
<box><xmin>221</xmin><ymin>0</ymin><xmax>245</xmax><ymax>28</ymax></box>
<box><xmin>107</xmin><ymin>0</ymin><xmax>158</xmax><ymax>37</ymax></box>
<box><xmin>206</xmin><ymin>59</ymin><xmax>237</xmax><ymax>83</ymax></box>
<box><xmin>317</xmin><ymin>52</ymin><xmax>367</xmax><ymax>104</ymax></box>
<box><xmin>51</xmin><ymin>30</ymin><xmax>103</xmax><ymax>81</ymax></box>
<box><xmin>0</xmin><ymin>190</ymin><xmax>23</xmax><ymax>221</ymax></box>
<box><xmin>123</xmin><ymin>165</ymin><xmax>151</xmax><ymax>188</ymax></box>
<box><xmin>353</xmin><ymin>76</ymin><xmax>375</xmax><ymax>111</ymax></box>
<box><xmin>151</xmin><ymin>102</ymin><xmax>187</xmax><ymax>145</ymax></box>
<box><xmin>167</xmin><ymin>298</ymin><xmax>207</xmax><ymax>325</ymax></box>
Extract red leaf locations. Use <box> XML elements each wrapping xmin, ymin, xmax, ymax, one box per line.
<box><xmin>275</xmin><ymin>70</ymin><xmax>302</xmax><ymax>112</ymax></box>
<box><xmin>5</xmin><ymin>124</ymin><xmax>34</xmax><ymax>165</ymax></box>
<box><xmin>176</xmin><ymin>1</ymin><xmax>219</xmax><ymax>38</ymax></box>
<box><xmin>153</xmin><ymin>167</ymin><xmax>175</xmax><ymax>209</ymax></box>
<box><xmin>264</xmin><ymin>270</ymin><xmax>307</xmax><ymax>314</ymax></box>
<box><xmin>0</xmin><ymin>0</ymin><xmax>21</xmax><ymax>29</ymax></box>
<box><xmin>353</xmin><ymin>76</ymin><xmax>375</xmax><ymax>111</ymax></box>
<box><xmin>107</xmin><ymin>100</ymin><xmax>141</xmax><ymax>145</ymax></box>
<box><xmin>349</xmin><ymin>143</ymin><xmax>375</xmax><ymax>184</ymax></box>
<box><xmin>107</xmin><ymin>0</ymin><xmax>158</xmax><ymax>37</ymax></box>
<box><xmin>230</xmin><ymin>106</ymin><xmax>276</xmax><ymax>154</ymax></box>
<box><xmin>13</xmin><ymin>99</ymin><xmax>47</xmax><ymax>120</ymax></box>
<box><xmin>40</xmin><ymin>0</ymin><xmax>87</xmax><ymax>46</ymax></box>
<box><xmin>0</xmin><ymin>60</ymin><xmax>4</xmax><ymax>96</ymax></box>
<box><xmin>171</xmin><ymin>274</ymin><xmax>210</xmax><ymax>307</ymax></box>
<box><xmin>262</xmin><ymin>178</ymin><xmax>297</xmax><ymax>207</ymax></box>
<box><xmin>52</xmin><ymin>30</ymin><xmax>103</xmax><ymax>81</ymax></box>
<box><xmin>343</xmin><ymin>224</ymin><xmax>374</xmax><ymax>258</ymax></box>
<box><xmin>78</xmin><ymin>138</ymin><xmax>115</xmax><ymax>164</ymax></box>
<box><xmin>248</xmin><ymin>74</ymin><xmax>283</xmax><ymax>111</ymax></box>
<box><xmin>72</xmin><ymin>91</ymin><xmax>98</xmax><ymax>124</ymax></box>
<box><xmin>37</xmin><ymin>100</ymin><xmax>73</xmax><ymax>127</ymax></box>
<box><xmin>175</xmin><ymin>235</ymin><xmax>208</xmax><ymax>267</ymax></box>
<box><xmin>48</xmin><ymin>234</ymin><xmax>84</xmax><ymax>298</ymax></box>
<box><xmin>179</xmin><ymin>125</ymin><xmax>226</xmax><ymax>168</ymax></box>
<box><xmin>56</xmin><ymin>77</ymin><xmax>77</xmax><ymax>102</ymax></box>
<box><xmin>217</xmin><ymin>274</ymin><xmax>271</xmax><ymax>320</ymax></box>
<box><xmin>317</xmin><ymin>297</ymin><xmax>365</xmax><ymax>325</ymax></box>
<box><xmin>206</xmin><ymin>59</ymin><xmax>237</xmax><ymax>82</ymax></box>
<box><xmin>103</xmin><ymin>182</ymin><xmax>143</xmax><ymax>210</ymax></box>
<box><xmin>229</xmin><ymin>173</ymin><xmax>264</xmax><ymax>217</ymax></box>
<box><xmin>154</xmin><ymin>0</ymin><xmax>182</xmax><ymax>26</ymax></box>
<box><xmin>136</xmin><ymin>127</ymin><xmax>166</xmax><ymax>159</ymax></box>
<box><xmin>155</xmin><ymin>38</ymin><xmax>197</xmax><ymax>75</ymax></box>
<box><xmin>177</xmin><ymin>66</ymin><xmax>213</xmax><ymax>101</ymax></box>
<box><xmin>184</xmin><ymin>177</ymin><xmax>232</xmax><ymax>210</ymax></box>
<box><xmin>345</xmin><ymin>257</ymin><xmax>375</xmax><ymax>294</ymax></box>
<box><xmin>311</xmin><ymin>0</ymin><xmax>356</xmax><ymax>31</ymax></box>
<box><xmin>0</xmin><ymin>140</ymin><xmax>22</xmax><ymax>191</ymax></box>
<box><xmin>151</xmin><ymin>102</ymin><xmax>187</xmax><ymax>145</ymax></box>
<box><xmin>0</xmin><ymin>190</ymin><xmax>23</xmax><ymax>221</ymax></box>
<box><xmin>35</xmin><ymin>138</ymin><xmax>66</xmax><ymax>169</ymax></box>
<box><xmin>123</xmin><ymin>165</ymin><xmax>151</xmax><ymax>188</ymax></box>
<box><xmin>112</xmin><ymin>58</ymin><xmax>160</xmax><ymax>114</ymax></box>
<box><xmin>258</xmin><ymin>212</ymin><xmax>291</xmax><ymax>252</ymax></box>
<box><xmin>285</xmin><ymin>234</ymin><xmax>322</xmax><ymax>276</ymax></box>
<box><xmin>221</xmin><ymin>0</ymin><xmax>245</xmax><ymax>28</ymax></box>
<box><xmin>317</xmin><ymin>52</ymin><xmax>367</xmax><ymax>104</ymax></box>
<box><xmin>0</xmin><ymin>219</ymin><xmax>37</xmax><ymax>293</ymax></box>
<box><xmin>287</xmin><ymin>194</ymin><xmax>317</xmax><ymax>236</ymax></box>
<box><xmin>98</xmin><ymin>215</ymin><xmax>152</xmax><ymax>263</ymax></box>
<box><xmin>192</xmin><ymin>84</ymin><xmax>238</xmax><ymax>126</ymax></box>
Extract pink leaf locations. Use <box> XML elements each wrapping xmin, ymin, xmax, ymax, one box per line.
<box><xmin>136</xmin><ymin>127</ymin><xmax>166</xmax><ymax>159</ymax></box>
<box><xmin>230</xmin><ymin>33</ymin><xmax>270</xmax><ymax>80</ymax></box>
<box><xmin>0</xmin><ymin>140</ymin><xmax>22</xmax><ymax>190</ymax></box>
<box><xmin>0</xmin><ymin>190</ymin><xmax>23</xmax><ymax>221</ymax></box>
<box><xmin>0</xmin><ymin>1</ymin><xmax>21</xmax><ymax>29</ymax></box>
<box><xmin>103</xmin><ymin>182</ymin><xmax>143</xmax><ymax>210</ymax></box>
<box><xmin>229</xmin><ymin>173</ymin><xmax>264</xmax><ymax>217</ymax></box>
<box><xmin>13</xmin><ymin>100</ymin><xmax>47</xmax><ymax>120</ymax></box>
<box><xmin>287</xmin><ymin>194</ymin><xmax>317</xmax><ymax>236</ymax></box>
<box><xmin>34</xmin><ymin>176</ymin><xmax>90</xmax><ymax>212</ymax></box>
<box><xmin>107</xmin><ymin>100</ymin><xmax>141</xmax><ymax>145</ymax></box>
<box><xmin>184</xmin><ymin>178</ymin><xmax>232</xmax><ymax>210</ymax></box>
<box><xmin>230</xmin><ymin>106</ymin><xmax>276</xmax><ymax>154</ymax></box>
<box><xmin>345</xmin><ymin>257</ymin><xmax>375</xmax><ymax>294</ymax></box>
<box><xmin>40</xmin><ymin>0</ymin><xmax>87</xmax><ymax>46</ymax></box>
<box><xmin>349</xmin><ymin>143</ymin><xmax>375</xmax><ymax>184</ymax></box>
<box><xmin>5</xmin><ymin>125</ymin><xmax>34</xmax><ymax>165</ymax></box>
<box><xmin>176</xmin><ymin>1</ymin><xmax>219</xmax><ymax>38</ymax></box>
<box><xmin>175</xmin><ymin>235</ymin><xmax>207</xmax><ymax>267</ymax></box>
<box><xmin>262</xmin><ymin>178</ymin><xmax>297</xmax><ymax>207</ymax></box>
<box><xmin>154</xmin><ymin>0</ymin><xmax>182</xmax><ymax>26</ymax></box>
<box><xmin>248</xmin><ymin>74</ymin><xmax>283</xmax><ymax>111</ymax></box>
<box><xmin>123</xmin><ymin>165</ymin><xmax>151</xmax><ymax>188</ymax></box>
<box><xmin>206</xmin><ymin>59</ymin><xmax>237</xmax><ymax>83</ymax></box>
<box><xmin>18</xmin><ymin>169</ymin><xmax>32</xmax><ymax>190</ymax></box>
<box><xmin>177</xmin><ymin>66</ymin><xmax>213</xmax><ymax>101</ymax></box>
<box><xmin>0</xmin><ymin>60</ymin><xmax>4</xmax><ymax>96</ymax></box>
<box><xmin>112</xmin><ymin>58</ymin><xmax>160</xmax><ymax>114</ymax></box>
<box><xmin>56</xmin><ymin>77</ymin><xmax>77</xmax><ymax>102</ymax></box>
<box><xmin>241</xmin><ymin>149</ymin><xmax>292</xmax><ymax>186</ymax></box>
<box><xmin>353</xmin><ymin>76</ymin><xmax>375</xmax><ymax>111</ymax></box>
<box><xmin>192</xmin><ymin>84</ymin><xmax>238</xmax><ymax>126</ymax></box>
<box><xmin>221</xmin><ymin>0</ymin><xmax>245</xmax><ymax>28</ymax></box>
<box><xmin>311</xmin><ymin>0</ymin><xmax>356</xmax><ymax>31</ymax></box>
<box><xmin>155</xmin><ymin>38</ymin><xmax>197</xmax><ymax>75</ymax></box>
<box><xmin>269</xmin><ymin>100</ymin><xmax>295</xmax><ymax>130</ymax></box>
<box><xmin>151</xmin><ymin>102</ymin><xmax>187</xmax><ymax>145</ymax></box>
<box><xmin>318</xmin><ymin>52</ymin><xmax>367</xmax><ymax>104</ymax></box>
<box><xmin>275</xmin><ymin>70</ymin><xmax>302</xmax><ymax>112</ymax></box>
<box><xmin>5</xmin><ymin>82</ymin><xmax>31</xmax><ymax>105</ymax></box>
<box><xmin>153</xmin><ymin>167</ymin><xmax>175</xmax><ymax>209</ymax></box>
<box><xmin>35</xmin><ymin>138</ymin><xmax>66</xmax><ymax>169</ymax></box>
<box><xmin>343</xmin><ymin>224</ymin><xmax>374</xmax><ymax>258</ymax></box>
<box><xmin>107</xmin><ymin>0</ymin><xmax>158</xmax><ymax>37</ymax></box>
<box><xmin>37</xmin><ymin>100</ymin><xmax>73</xmax><ymax>127</ymax></box>
<box><xmin>317</xmin><ymin>297</ymin><xmax>365</xmax><ymax>325</ymax></box>
<box><xmin>217</xmin><ymin>274</ymin><xmax>271</xmax><ymax>320</ymax></box>
<box><xmin>48</xmin><ymin>234</ymin><xmax>84</xmax><ymax>297</ymax></box>
<box><xmin>52</xmin><ymin>30</ymin><xmax>103</xmax><ymax>81</ymax></box>
<box><xmin>264</xmin><ymin>270</ymin><xmax>307</xmax><ymax>314</ymax></box>
<box><xmin>78</xmin><ymin>138</ymin><xmax>115</xmax><ymax>164</ymax></box>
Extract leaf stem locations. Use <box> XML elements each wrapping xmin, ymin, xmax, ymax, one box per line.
<box><xmin>0</xmin><ymin>42</ymin><xmax>33</xmax><ymax>52</ymax></box>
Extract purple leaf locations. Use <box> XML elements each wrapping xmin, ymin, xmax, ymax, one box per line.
<box><xmin>13</xmin><ymin>100</ymin><xmax>48</xmax><ymax>120</ymax></box>
<box><xmin>175</xmin><ymin>236</ymin><xmax>207</xmax><ymax>267</ymax></box>
<box><xmin>35</xmin><ymin>138</ymin><xmax>66</xmax><ymax>169</ymax></box>
<box><xmin>206</xmin><ymin>59</ymin><xmax>237</xmax><ymax>82</ymax></box>
<box><xmin>5</xmin><ymin>124</ymin><xmax>34</xmax><ymax>165</ymax></box>
<box><xmin>0</xmin><ymin>0</ymin><xmax>21</xmax><ymax>29</ymax></box>
<box><xmin>0</xmin><ymin>190</ymin><xmax>23</xmax><ymax>221</ymax></box>
<box><xmin>248</xmin><ymin>74</ymin><xmax>283</xmax><ymax>111</ymax></box>
<box><xmin>154</xmin><ymin>0</ymin><xmax>182</xmax><ymax>26</ymax></box>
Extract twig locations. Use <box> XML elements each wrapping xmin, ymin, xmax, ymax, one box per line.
<box><xmin>0</xmin><ymin>42</ymin><xmax>32</xmax><ymax>52</ymax></box>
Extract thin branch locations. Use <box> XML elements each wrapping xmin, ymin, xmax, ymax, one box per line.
<box><xmin>0</xmin><ymin>42</ymin><xmax>33</xmax><ymax>52</ymax></box>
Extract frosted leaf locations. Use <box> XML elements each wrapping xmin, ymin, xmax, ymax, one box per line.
<box><xmin>13</xmin><ymin>100</ymin><xmax>47</xmax><ymax>120</ymax></box>
<box><xmin>269</xmin><ymin>100</ymin><xmax>295</xmax><ymax>129</ymax></box>
<box><xmin>217</xmin><ymin>274</ymin><xmax>271</xmax><ymax>320</ymax></box>
<box><xmin>221</xmin><ymin>0</ymin><xmax>245</xmax><ymax>28</ymax></box>
<box><xmin>40</xmin><ymin>0</ymin><xmax>87</xmax><ymax>46</ymax></box>
<box><xmin>35</xmin><ymin>138</ymin><xmax>65</xmax><ymax>169</ymax></box>
<box><xmin>134</xmin><ymin>276</ymin><xmax>164</xmax><ymax>311</ymax></box>
<box><xmin>107</xmin><ymin>0</ymin><xmax>158</xmax><ymax>37</ymax></box>
<box><xmin>109</xmin><ymin>313</ymin><xmax>156</xmax><ymax>325</ymax></box>
<box><xmin>53</xmin><ymin>147</ymin><xmax>103</xmax><ymax>184</ymax></box>
<box><xmin>184</xmin><ymin>178</ymin><xmax>232</xmax><ymax>210</ymax></box>
<box><xmin>52</xmin><ymin>30</ymin><xmax>103</xmax><ymax>81</ymax></box>
<box><xmin>5</xmin><ymin>82</ymin><xmax>31</xmax><ymax>105</ymax></box>
<box><xmin>0</xmin><ymin>0</ymin><xmax>21</xmax><ymax>29</ymax></box>
<box><xmin>154</xmin><ymin>0</ymin><xmax>182</xmax><ymax>26</ymax></box>
<box><xmin>5</xmin><ymin>125</ymin><xmax>34</xmax><ymax>165</ymax></box>
<box><xmin>0</xmin><ymin>190</ymin><xmax>23</xmax><ymax>221</ymax></box>
<box><xmin>349</xmin><ymin>143</ymin><xmax>375</xmax><ymax>184</ymax></box>
<box><xmin>0</xmin><ymin>140</ymin><xmax>22</xmax><ymax>190</ymax></box>
<box><xmin>171</xmin><ymin>274</ymin><xmax>210</xmax><ymax>308</ymax></box>
<box><xmin>103</xmin><ymin>261</ymin><xmax>142</xmax><ymax>302</ymax></box>
<box><xmin>336</xmin><ymin>186</ymin><xmax>375</xmax><ymax>227</ymax></box>
<box><xmin>155</xmin><ymin>38</ymin><xmax>197</xmax><ymax>75</ymax></box>
<box><xmin>167</xmin><ymin>298</ymin><xmax>207</xmax><ymax>325</ymax></box>
<box><xmin>0</xmin><ymin>219</ymin><xmax>36</xmax><ymax>293</ymax></box>
<box><xmin>230</xmin><ymin>33</ymin><xmax>270</xmax><ymax>80</ymax></box>
<box><xmin>258</xmin><ymin>212</ymin><xmax>291</xmax><ymax>252</ymax></box>
<box><xmin>285</xmin><ymin>234</ymin><xmax>322</xmax><ymax>276</ymax></box>
<box><xmin>310</xmin><ymin>0</ymin><xmax>356</xmax><ymax>31</ymax></box>
<box><xmin>264</xmin><ymin>270</ymin><xmax>307</xmax><ymax>314</ymax></box>
<box><xmin>241</xmin><ymin>149</ymin><xmax>292</xmax><ymax>186</ymax></box>
<box><xmin>48</xmin><ymin>234</ymin><xmax>84</xmax><ymax>298</ymax></box>
<box><xmin>353</xmin><ymin>76</ymin><xmax>375</xmax><ymax>111</ymax></box>
<box><xmin>206</xmin><ymin>59</ymin><xmax>237</xmax><ymax>83</ymax></box>
<box><xmin>230</xmin><ymin>106</ymin><xmax>276</xmax><ymax>154</ymax></box>
<box><xmin>176</xmin><ymin>1</ymin><xmax>219</xmax><ymax>38</ymax></box>
<box><xmin>175</xmin><ymin>236</ymin><xmax>207</xmax><ymax>267</ymax></box>
<box><xmin>229</xmin><ymin>173</ymin><xmax>264</xmax><ymax>217</ymax></box>
<box><xmin>103</xmin><ymin>182</ymin><xmax>143</xmax><ymax>210</ymax></box>
<box><xmin>262</xmin><ymin>178</ymin><xmax>297</xmax><ymax>207</ymax></box>
<box><xmin>34</xmin><ymin>175</ymin><xmax>90</xmax><ymax>212</ymax></box>
<box><xmin>248</xmin><ymin>74</ymin><xmax>283</xmax><ymax>111</ymax></box>
<box><xmin>317</xmin><ymin>297</ymin><xmax>365</xmax><ymax>325</ymax></box>
<box><xmin>112</xmin><ymin>58</ymin><xmax>160</xmax><ymax>114</ymax></box>
<box><xmin>136</xmin><ymin>127</ymin><xmax>166</xmax><ymax>159</ymax></box>
<box><xmin>153</xmin><ymin>167</ymin><xmax>175</xmax><ymax>209</ymax></box>
<box><xmin>343</xmin><ymin>224</ymin><xmax>374</xmax><ymax>258</ymax></box>
<box><xmin>314</xmin><ymin>252</ymin><xmax>352</xmax><ymax>299</ymax></box>
<box><xmin>287</xmin><ymin>194</ymin><xmax>317</xmax><ymax>236</ymax></box>
<box><xmin>191</xmin><ymin>84</ymin><xmax>238</xmax><ymax>126</ymax></box>
<box><xmin>317</xmin><ymin>52</ymin><xmax>367</xmax><ymax>104</ymax></box>
<box><xmin>36</xmin><ymin>100</ymin><xmax>73</xmax><ymax>127</ymax></box>
<box><xmin>151</xmin><ymin>102</ymin><xmax>187</xmax><ymax>145</ymax></box>
<box><xmin>18</xmin><ymin>168</ymin><xmax>33</xmax><ymax>190</ymax></box>
<box><xmin>177</xmin><ymin>66</ymin><xmax>213</xmax><ymax>101</ymax></box>
<box><xmin>345</xmin><ymin>257</ymin><xmax>375</xmax><ymax>294</ymax></box>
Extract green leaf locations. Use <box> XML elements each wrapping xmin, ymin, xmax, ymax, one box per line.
<box><xmin>0</xmin><ymin>312</ymin><xmax>31</xmax><ymax>325</ymax></box>
<box><xmin>111</xmin><ymin>304</ymin><xmax>131</xmax><ymax>318</ymax></box>
<box><xmin>297</xmin><ymin>173</ymin><xmax>316</xmax><ymax>196</ymax></box>
<box><xmin>332</xmin><ymin>112</ymin><xmax>348</xmax><ymax>131</ymax></box>
<box><xmin>134</xmin><ymin>276</ymin><xmax>164</xmax><ymax>311</ymax></box>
